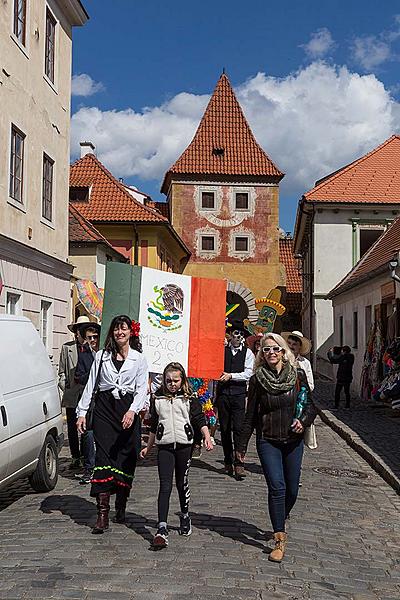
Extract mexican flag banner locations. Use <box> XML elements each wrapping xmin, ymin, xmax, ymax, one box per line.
<box><xmin>101</xmin><ymin>262</ymin><xmax>226</xmax><ymax>378</ymax></box>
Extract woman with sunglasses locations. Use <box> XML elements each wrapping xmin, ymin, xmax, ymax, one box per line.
<box><xmin>76</xmin><ymin>315</ymin><xmax>148</xmax><ymax>534</ymax></box>
<box><xmin>237</xmin><ymin>333</ymin><xmax>316</xmax><ymax>563</ymax></box>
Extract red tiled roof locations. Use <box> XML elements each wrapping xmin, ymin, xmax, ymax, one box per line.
<box><xmin>329</xmin><ymin>217</ymin><xmax>400</xmax><ymax>297</ymax></box>
<box><xmin>69</xmin><ymin>204</ymin><xmax>125</xmax><ymax>259</ymax></box>
<box><xmin>305</xmin><ymin>135</ymin><xmax>400</xmax><ymax>204</ymax></box>
<box><xmin>279</xmin><ymin>238</ymin><xmax>302</xmax><ymax>293</ymax></box>
<box><xmin>153</xmin><ymin>201</ymin><xmax>170</xmax><ymax>219</ymax></box>
<box><xmin>161</xmin><ymin>73</ymin><xmax>283</xmax><ymax>194</ymax></box>
<box><xmin>70</xmin><ymin>154</ymin><xmax>168</xmax><ymax>223</ymax></box>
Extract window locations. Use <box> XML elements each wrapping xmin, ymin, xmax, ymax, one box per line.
<box><xmin>9</xmin><ymin>125</ymin><xmax>25</xmax><ymax>203</ymax></box>
<box><xmin>69</xmin><ymin>186</ymin><xmax>89</xmax><ymax>202</ymax></box>
<box><xmin>235</xmin><ymin>236</ymin><xmax>249</xmax><ymax>252</ymax></box>
<box><xmin>42</xmin><ymin>154</ymin><xmax>54</xmax><ymax>221</ymax></box>
<box><xmin>40</xmin><ymin>300</ymin><xmax>52</xmax><ymax>350</ymax></box>
<box><xmin>339</xmin><ymin>315</ymin><xmax>344</xmax><ymax>346</ymax></box>
<box><xmin>201</xmin><ymin>236</ymin><xmax>215</xmax><ymax>251</ymax></box>
<box><xmin>201</xmin><ymin>191</ymin><xmax>215</xmax><ymax>210</ymax></box>
<box><xmin>235</xmin><ymin>192</ymin><xmax>249</xmax><ymax>210</ymax></box>
<box><xmin>13</xmin><ymin>0</ymin><xmax>26</xmax><ymax>45</ymax></box>
<box><xmin>45</xmin><ymin>9</ymin><xmax>56</xmax><ymax>82</ymax></box>
<box><xmin>6</xmin><ymin>292</ymin><xmax>21</xmax><ymax>315</ymax></box>
<box><xmin>359</xmin><ymin>227</ymin><xmax>384</xmax><ymax>258</ymax></box>
<box><xmin>353</xmin><ymin>311</ymin><xmax>358</xmax><ymax>349</ymax></box>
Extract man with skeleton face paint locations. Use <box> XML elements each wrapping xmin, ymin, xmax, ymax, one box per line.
<box><xmin>216</xmin><ymin>319</ymin><xmax>255</xmax><ymax>479</ymax></box>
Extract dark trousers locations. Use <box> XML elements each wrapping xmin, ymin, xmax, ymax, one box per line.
<box><xmin>66</xmin><ymin>407</ymin><xmax>80</xmax><ymax>459</ymax></box>
<box><xmin>81</xmin><ymin>430</ymin><xmax>95</xmax><ymax>472</ymax></box>
<box><xmin>257</xmin><ymin>438</ymin><xmax>304</xmax><ymax>533</ymax></box>
<box><xmin>157</xmin><ymin>443</ymin><xmax>192</xmax><ymax>524</ymax></box>
<box><xmin>335</xmin><ymin>382</ymin><xmax>351</xmax><ymax>407</ymax></box>
<box><xmin>217</xmin><ymin>393</ymin><xmax>246</xmax><ymax>466</ymax></box>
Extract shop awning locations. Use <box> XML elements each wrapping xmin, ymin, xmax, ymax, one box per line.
<box><xmin>75</xmin><ymin>279</ymin><xmax>103</xmax><ymax>320</ymax></box>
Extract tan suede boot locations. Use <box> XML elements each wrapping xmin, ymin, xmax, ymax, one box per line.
<box><xmin>268</xmin><ymin>532</ymin><xmax>287</xmax><ymax>562</ymax></box>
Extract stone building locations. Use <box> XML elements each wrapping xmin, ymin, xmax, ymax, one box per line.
<box><xmin>161</xmin><ymin>73</ymin><xmax>285</xmax><ymax>317</ymax></box>
<box><xmin>0</xmin><ymin>0</ymin><xmax>88</xmax><ymax>364</ymax></box>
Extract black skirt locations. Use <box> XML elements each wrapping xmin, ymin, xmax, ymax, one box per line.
<box><xmin>90</xmin><ymin>389</ymin><xmax>140</xmax><ymax>497</ymax></box>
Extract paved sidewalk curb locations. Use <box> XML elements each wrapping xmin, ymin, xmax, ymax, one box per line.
<box><xmin>315</xmin><ymin>402</ymin><xmax>400</xmax><ymax>495</ymax></box>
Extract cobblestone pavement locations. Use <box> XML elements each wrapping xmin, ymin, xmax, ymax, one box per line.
<box><xmin>1</xmin><ymin>418</ymin><xmax>400</xmax><ymax>600</ymax></box>
<box><xmin>314</xmin><ymin>381</ymin><xmax>400</xmax><ymax>484</ymax></box>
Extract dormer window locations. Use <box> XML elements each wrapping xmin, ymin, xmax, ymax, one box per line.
<box><xmin>69</xmin><ymin>186</ymin><xmax>89</xmax><ymax>203</ymax></box>
<box><xmin>201</xmin><ymin>191</ymin><xmax>215</xmax><ymax>210</ymax></box>
<box><xmin>212</xmin><ymin>148</ymin><xmax>224</xmax><ymax>157</ymax></box>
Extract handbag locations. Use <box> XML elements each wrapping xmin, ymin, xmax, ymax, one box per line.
<box><xmin>85</xmin><ymin>349</ymin><xmax>105</xmax><ymax>431</ymax></box>
<box><xmin>304</xmin><ymin>423</ymin><xmax>318</xmax><ymax>449</ymax></box>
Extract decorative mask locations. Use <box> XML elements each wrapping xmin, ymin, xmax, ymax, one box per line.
<box><xmin>231</xmin><ymin>329</ymin><xmax>244</xmax><ymax>347</ymax></box>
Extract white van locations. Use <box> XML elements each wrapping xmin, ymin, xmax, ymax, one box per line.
<box><xmin>0</xmin><ymin>315</ymin><xmax>64</xmax><ymax>492</ymax></box>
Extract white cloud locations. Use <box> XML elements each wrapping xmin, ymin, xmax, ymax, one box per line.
<box><xmin>351</xmin><ymin>37</ymin><xmax>391</xmax><ymax>70</ymax></box>
<box><xmin>71</xmin><ymin>62</ymin><xmax>400</xmax><ymax>198</ymax></box>
<box><xmin>71</xmin><ymin>73</ymin><xmax>104</xmax><ymax>97</ymax></box>
<box><xmin>351</xmin><ymin>15</ymin><xmax>400</xmax><ymax>70</ymax></box>
<box><xmin>301</xmin><ymin>28</ymin><xmax>335</xmax><ymax>59</ymax></box>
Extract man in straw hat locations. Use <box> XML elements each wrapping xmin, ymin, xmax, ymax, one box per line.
<box><xmin>58</xmin><ymin>316</ymin><xmax>91</xmax><ymax>468</ymax></box>
<box><xmin>281</xmin><ymin>331</ymin><xmax>314</xmax><ymax>391</ymax></box>
<box><xmin>216</xmin><ymin>319</ymin><xmax>255</xmax><ymax>480</ymax></box>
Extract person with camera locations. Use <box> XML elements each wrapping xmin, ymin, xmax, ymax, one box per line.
<box><xmin>327</xmin><ymin>345</ymin><xmax>354</xmax><ymax>408</ymax></box>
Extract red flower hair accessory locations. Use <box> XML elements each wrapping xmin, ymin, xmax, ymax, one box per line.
<box><xmin>130</xmin><ymin>320</ymin><xmax>140</xmax><ymax>337</ymax></box>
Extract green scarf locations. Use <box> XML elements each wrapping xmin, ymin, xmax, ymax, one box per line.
<box><xmin>255</xmin><ymin>361</ymin><xmax>297</xmax><ymax>395</ymax></box>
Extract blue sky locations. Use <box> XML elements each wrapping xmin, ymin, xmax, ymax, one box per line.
<box><xmin>71</xmin><ymin>0</ymin><xmax>400</xmax><ymax>232</ymax></box>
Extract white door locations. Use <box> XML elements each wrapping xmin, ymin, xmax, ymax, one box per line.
<box><xmin>0</xmin><ymin>386</ymin><xmax>11</xmax><ymax>482</ymax></box>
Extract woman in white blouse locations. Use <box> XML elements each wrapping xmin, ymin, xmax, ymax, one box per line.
<box><xmin>77</xmin><ymin>315</ymin><xmax>148</xmax><ymax>534</ymax></box>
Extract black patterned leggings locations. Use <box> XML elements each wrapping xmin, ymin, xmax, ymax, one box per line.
<box><xmin>157</xmin><ymin>443</ymin><xmax>192</xmax><ymax>523</ymax></box>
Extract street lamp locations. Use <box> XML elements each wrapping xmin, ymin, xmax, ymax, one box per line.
<box><xmin>389</xmin><ymin>255</ymin><xmax>400</xmax><ymax>283</ymax></box>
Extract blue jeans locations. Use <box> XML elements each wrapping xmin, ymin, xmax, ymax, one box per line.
<box><xmin>81</xmin><ymin>430</ymin><xmax>95</xmax><ymax>472</ymax></box>
<box><xmin>257</xmin><ymin>437</ymin><xmax>304</xmax><ymax>533</ymax></box>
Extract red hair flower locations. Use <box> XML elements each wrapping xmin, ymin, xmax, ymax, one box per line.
<box><xmin>130</xmin><ymin>320</ymin><xmax>140</xmax><ymax>337</ymax></box>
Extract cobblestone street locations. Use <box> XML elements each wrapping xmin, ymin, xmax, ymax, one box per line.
<box><xmin>1</xmin><ymin>417</ymin><xmax>400</xmax><ymax>600</ymax></box>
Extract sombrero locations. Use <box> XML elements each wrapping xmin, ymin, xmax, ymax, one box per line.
<box><xmin>281</xmin><ymin>330</ymin><xmax>312</xmax><ymax>356</ymax></box>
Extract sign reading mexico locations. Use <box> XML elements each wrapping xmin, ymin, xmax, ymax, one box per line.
<box><xmin>139</xmin><ymin>269</ymin><xmax>192</xmax><ymax>372</ymax></box>
<box><xmin>101</xmin><ymin>263</ymin><xmax>226</xmax><ymax>378</ymax></box>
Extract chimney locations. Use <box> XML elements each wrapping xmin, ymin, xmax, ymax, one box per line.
<box><xmin>80</xmin><ymin>141</ymin><xmax>96</xmax><ymax>158</ymax></box>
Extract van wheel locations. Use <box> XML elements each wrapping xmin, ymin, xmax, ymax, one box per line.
<box><xmin>29</xmin><ymin>435</ymin><xmax>59</xmax><ymax>492</ymax></box>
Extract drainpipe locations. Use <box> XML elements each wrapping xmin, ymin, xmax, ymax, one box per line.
<box><xmin>133</xmin><ymin>225</ymin><xmax>139</xmax><ymax>266</ymax></box>
<box><xmin>309</xmin><ymin>204</ymin><xmax>316</xmax><ymax>368</ymax></box>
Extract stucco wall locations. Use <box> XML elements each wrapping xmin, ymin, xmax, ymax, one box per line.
<box><xmin>332</xmin><ymin>273</ymin><xmax>389</xmax><ymax>392</ymax></box>
<box><xmin>169</xmin><ymin>180</ymin><xmax>282</xmax><ymax>296</ymax></box>
<box><xmin>0</xmin><ymin>0</ymin><xmax>74</xmax><ymax>261</ymax></box>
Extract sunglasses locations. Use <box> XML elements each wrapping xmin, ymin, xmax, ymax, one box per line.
<box><xmin>262</xmin><ymin>345</ymin><xmax>283</xmax><ymax>354</ymax></box>
<box><xmin>86</xmin><ymin>334</ymin><xmax>98</xmax><ymax>340</ymax></box>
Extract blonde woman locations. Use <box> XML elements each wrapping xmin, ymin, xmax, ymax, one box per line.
<box><xmin>237</xmin><ymin>333</ymin><xmax>316</xmax><ymax>563</ymax></box>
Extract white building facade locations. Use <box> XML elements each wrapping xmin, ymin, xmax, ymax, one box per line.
<box><xmin>0</xmin><ymin>0</ymin><xmax>88</xmax><ymax>364</ymax></box>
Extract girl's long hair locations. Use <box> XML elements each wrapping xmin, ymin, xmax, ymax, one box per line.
<box><xmin>104</xmin><ymin>315</ymin><xmax>142</xmax><ymax>358</ymax></box>
<box><xmin>162</xmin><ymin>362</ymin><xmax>192</xmax><ymax>397</ymax></box>
<box><xmin>255</xmin><ymin>333</ymin><xmax>296</xmax><ymax>370</ymax></box>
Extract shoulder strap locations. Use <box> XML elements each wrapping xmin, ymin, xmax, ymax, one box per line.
<box><xmin>93</xmin><ymin>349</ymin><xmax>106</xmax><ymax>395</ymax></box>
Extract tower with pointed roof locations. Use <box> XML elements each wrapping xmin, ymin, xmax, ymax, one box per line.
<box><xmin>161</xmin><ymin>73</ymin><xmax>285</xmax><ymax>300</ymax></box>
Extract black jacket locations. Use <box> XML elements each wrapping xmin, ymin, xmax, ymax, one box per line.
<box><xmin>75</xmin><ymin>345</ymin><xmax>95</xmax><ymax>386</ymax></box>
<box><xmin>328</xmin><ymin>350</ymin><xmax>354</xmax><ymax>384</ymax></box>
<box><xmin>238</xmin><ymin>369</ymin><xmax>316</xmax><ymax>451</ymax></box>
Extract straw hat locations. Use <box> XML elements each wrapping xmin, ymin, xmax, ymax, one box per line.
<box><xmin>281</xmin><ymin>330</ymin><xmax>312</xmax><ymax>356</ymax></box>
<box><xmin>67</xmin><ymin>315</ymin><xmax>91</xmax><ymax>333</ymax></box>
<box><xmin>247</xmin><ymin>333</ymin><xmax>263</xmax><ymax>353</ymax></box>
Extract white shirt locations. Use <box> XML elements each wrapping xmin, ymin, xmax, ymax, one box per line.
<box><xmin>228</xmin><ymin>343</ymin><xmax>255</xmax><ymax>382</ymax></box>
<box><xmin>297</xmin><ymin>355</ymin><xmax>314</xmax><ymax>391</ymax></box>
<box><xmin>76</xmin><ymin>347</ymin><xmax>149</xmax><ymax>417</ymax></box>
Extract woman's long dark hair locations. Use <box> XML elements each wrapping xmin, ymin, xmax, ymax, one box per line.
<box><xmin>104</xmin><ymin>315</ymin><xmax>142</xmax><ymax>357</ymax></box>
<box><xmin>162</xmin><ymin>362</ymin><xmax>192</xmax><ymax>397</ymax></box>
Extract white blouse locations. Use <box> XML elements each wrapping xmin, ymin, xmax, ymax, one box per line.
<box><xmin>76</xmin><ymin>347</ymin><xmax>149</xmax><ymax>417</ymax></box>
<box><xmin>297</xmin><ymin>355</ymin><xmax>314</xmax><ymax>391</ymax></box>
